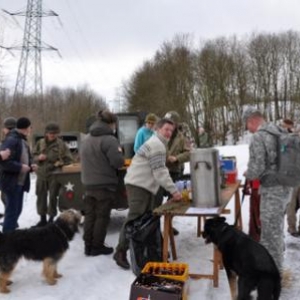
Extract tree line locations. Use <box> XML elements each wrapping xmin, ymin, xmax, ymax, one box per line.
<box><xmin>0</xmin><ymin>85</ymin><xmax>106</xmax><ymax>141</ymax></box>
<box><xmin>123</xmin><ymin>30</ymin><xmax>300</xmax><ymax>145</ymax></box>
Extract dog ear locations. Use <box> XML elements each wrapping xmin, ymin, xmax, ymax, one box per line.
<box><xmin>217</xmin><ymin>216</ymin><xmax>226</xmax><ymax>223</ymax></box>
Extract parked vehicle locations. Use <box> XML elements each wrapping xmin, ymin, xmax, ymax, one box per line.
<box><xmin>32</xmin><ymin>112</ymin><xmax>146</xmax><ymax>213</ymax></box>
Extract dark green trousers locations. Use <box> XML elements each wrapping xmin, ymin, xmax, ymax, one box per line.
<box><xmin>83</xmin><ymin>189</ymin><xmax>115</xmax><ymax>249</ymax></box>
<box><xmin>36</xmin><ymin>175</ymin><xmax>61</xmax><ymax>217</ymax></box>
<box><xmin>116</xmin><ymin>184</ymin><xmax>155</xmax><ymax>252</ymax></box>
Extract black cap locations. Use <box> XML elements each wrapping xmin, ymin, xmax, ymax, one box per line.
<box><xmin>16</xmin><ymin>117</ymin><xmax>31</xmax><ymax>129</ymax></box>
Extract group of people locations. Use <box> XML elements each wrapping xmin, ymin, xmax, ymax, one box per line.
<box><xmin>0</xmin><ymin>117</ymin><xmax>74</xmax><ymax>233</ymax></box>
<box><xmin>80</xmin><ymin>109</ymin><xmax>191</xmax><ymax>271</ymax></box>
<box><xmin>2</xmin><ymin>107</ymin><xmax>296</xmax><ymax>281</ymax></box>
<box><xmin>243</xmin><ymin>108</ymin><xmax>300</xmax><ymax>276</ymax></box>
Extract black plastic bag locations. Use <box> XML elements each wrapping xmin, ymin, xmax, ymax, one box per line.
<box><xmin>125</xmin><ymin>211</ymin><xmax>162</xmax><ymax>276</ymax></box>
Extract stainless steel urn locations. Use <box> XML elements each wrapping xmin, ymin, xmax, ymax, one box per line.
<box><xmin>190</xmin><ymin>148</ymin><xmax>221</xmax><ymax>207</ymax></box>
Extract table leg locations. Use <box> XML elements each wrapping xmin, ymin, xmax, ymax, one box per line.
<box><xmin>235</xmin><ymin>188</ymin><xmax>243</xmax><ymax>230</ymax></box>
<box><xmin>213</xmin><ymin>246</ymin><xmax>221</xmax><ymax>288</ymax></box>
<box><xmin>169</xmin><ymin>216</ymin><xmax>177</xmax><ymax>260</ymax></box>
<box><xmin>163</xmin><ymin>214</ymin><xmax>171</xmax><ymax>261</ymax></box>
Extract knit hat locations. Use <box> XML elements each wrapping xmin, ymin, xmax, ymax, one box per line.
<box><xmin>16</xmin><ymin>117</ymin><xmax>31</xmax><ymax>129</ymax></box>
<box><xmin>3</xmin><ymin>117</ymin><xmax>17</xmax><ymax>130</ymax></box>
<box><xmin>145</xmin><ymin>113</ymin><xmax>157</xmax><ymax>124</ymax></box>
<box><xmin>164</xmin><ymin>111</ymin><xmax>180</xmax><ymax>124</ymax></box>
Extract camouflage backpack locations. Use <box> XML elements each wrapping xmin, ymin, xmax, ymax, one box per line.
<box><xmin>260</xmin><ymin>127</ymin><xmax>300</xmax><ymax>187</ymax></box>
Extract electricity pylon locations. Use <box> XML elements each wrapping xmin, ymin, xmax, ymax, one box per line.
<box><xmin>2</xmin><ymin>0</ymin><xmax>58</xmax><ymax>99</ymax></box>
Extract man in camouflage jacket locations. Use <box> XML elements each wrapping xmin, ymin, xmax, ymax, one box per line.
<box><xmin>243</xmin><ymin>108</ymin><xmax>291</xmax><ymax>272</ymax></box>
<box><xmin>33</xmin><ymin>122</ymin><xmax>73</xmax><ymax>226</ymax></box>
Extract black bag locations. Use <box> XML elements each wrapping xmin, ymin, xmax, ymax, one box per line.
<box><xmin>125</xmin><ymin>211</ymin><xmax>162</xmax><ymax>276</ymax></box>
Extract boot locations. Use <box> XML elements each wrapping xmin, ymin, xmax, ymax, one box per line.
<box><xmin>35</xmin><ymin>215</ymin><xmax>47</xmax><ymax>227</ymax></box>
<box><xmin>90</xmin><ymin>244</ymin><xmax>113</xmax><ymax>256</ymax></box>
<box><xmin>113</xmin><ymin>250</ymin><xmax>130</xmax><ymax>269</ymax></box>
<box><xmin>84</xmin><ymin>245</ymin><xmax>92</xmax><ymax>256</ymax></box>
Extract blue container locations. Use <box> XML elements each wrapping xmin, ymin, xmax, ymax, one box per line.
<box><xmin>221</xmin><ymin>158</ymin><xmax>236</xmax><ymax>172</ymax></box>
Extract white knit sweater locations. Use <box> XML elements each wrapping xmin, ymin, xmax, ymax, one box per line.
<box><xmin>124</xmin><ymin>132</ymin><xmax>178</xmax><ymax>195</ymax></box>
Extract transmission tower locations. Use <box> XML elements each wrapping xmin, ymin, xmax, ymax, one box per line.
<box><xmin>2</xmin><ymin>0</ymin><xmax>58</xmax><ymax>99</ymax></box>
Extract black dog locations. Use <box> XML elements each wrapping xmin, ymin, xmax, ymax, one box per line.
<box><xmin>0</xmin><ymin>209</ymin><xmax>81</xmax><ymax>293</ymax></box>
<box><xmin>203</xmin><ymin>217</ymin><xmax>281</xmax><ymax>300</ymax></box>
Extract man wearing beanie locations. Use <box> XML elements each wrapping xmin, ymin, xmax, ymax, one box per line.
<box><xmin>0</xmin><ymin>117</ymin><xmax>37</xmax><ymax>232</ymax></box>
<box><xmin>33</xmin><ymin>122</ymin><xmax>73</xmax><ymax>226</ymax></box>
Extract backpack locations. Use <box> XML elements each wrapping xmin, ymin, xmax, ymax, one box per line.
<box><xmin>260</xmin><ymin>127</ymin><xmax>300</xmax><ymax>187</ymax></box>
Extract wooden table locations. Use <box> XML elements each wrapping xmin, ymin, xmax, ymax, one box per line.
<box><xmin>153</xmin><ymin>180</ymin><xmax>242</xmax><ymax>288</ymax></box>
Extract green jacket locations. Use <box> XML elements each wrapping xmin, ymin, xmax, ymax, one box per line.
<box><xmin>33</xmin><ymin>137</ymin><xmax>73</xmax><ymax>179</ymax></box>
<box><xmin>166</xmin><ymin>130</ymin><xmax>190</xmax><ymax>173</ymax></box>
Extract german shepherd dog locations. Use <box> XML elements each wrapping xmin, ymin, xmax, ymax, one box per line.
<box><xmin>0</xmin><ymin>209</ymin><xmax>81</xmax><ymax>293</ymax></box>
<box><xmin>203</xmin><ymin>217</ymin><xmax>281</xmax><ymax>300</ymax></box>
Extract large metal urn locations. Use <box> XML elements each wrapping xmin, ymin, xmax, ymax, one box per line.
<box><xmin>190</xmin><ymin>148</ymin><xmax>221</xmax><ymax>207</ymax></box>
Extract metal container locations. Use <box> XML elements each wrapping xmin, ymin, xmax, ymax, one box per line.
<box><xmin>190</xmin><ymin>148</ymin><xmax>221</xmax><ymax>207</ymax></box>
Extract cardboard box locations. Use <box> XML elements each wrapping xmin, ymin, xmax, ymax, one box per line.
<box><xmin>129</xmin><ymin>273</ymin><xmax>188</xmax><ymax>300</ymax></box>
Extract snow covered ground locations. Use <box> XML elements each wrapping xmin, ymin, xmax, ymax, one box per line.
<box><xmin>0</xmin><ymin>143</ymin><xmax>300</xmax><ymax>299</ymax></box>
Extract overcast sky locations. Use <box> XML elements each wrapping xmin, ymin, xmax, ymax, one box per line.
<box><xmin>1</xmin><ymin>0</ymin><xmax>300</xmax><ymax>105</ymax></box>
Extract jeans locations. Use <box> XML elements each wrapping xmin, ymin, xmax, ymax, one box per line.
<box><xmin>3</xmin><ymin>185</ymin><xmax>24</xmax><ymax>233</ymax></box>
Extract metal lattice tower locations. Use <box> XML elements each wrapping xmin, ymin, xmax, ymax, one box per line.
<box><xmin>2</xmin><ymin>0</ymin><xmax>58</xmax><ymax>99</ymax></box>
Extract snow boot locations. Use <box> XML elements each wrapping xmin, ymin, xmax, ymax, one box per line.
<box><xmin>113</xmin><ymin>250</ymin><xmax>130</xmax><ymax>269</ymax></box>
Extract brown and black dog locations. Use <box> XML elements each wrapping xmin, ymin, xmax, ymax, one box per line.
<box><xmin>0</xmin><ymin>209</ymin><xmax>81</xmax><ymax>293</ymax></box>
<box><xmin>203</xmin><ymin>217</ymin><xmax>281</xmax><ymax>300</ymax></box>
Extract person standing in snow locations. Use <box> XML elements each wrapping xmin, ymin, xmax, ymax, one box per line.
<box><xmin>81</xmin><ymin>110</ymin><xmax>124</xmax><ymax>256</ymax></box>
<box><xmin>113</xmin><ymin>118</ymin><xmax>182</xmax><ymax>270</ymax></box>
<box><xmin>243</xmin><ymin>108</ymin><xmax>291</xmax><ymax>272</ymax></box>
<box><xmin>0</xmin><ymin>117</ymin><xmax>37</xmax><ymax>233</ymax></box>
<box><xmin>33</xmin><ymin>122</ymin><xmax>73</xmax><ymax>227</ymax></box>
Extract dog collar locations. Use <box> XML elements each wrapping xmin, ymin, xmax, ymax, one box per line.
<box><xmin>54</xmin><ymin>223</ymin><xmax>68</xmax><ymax>240</ymax></box>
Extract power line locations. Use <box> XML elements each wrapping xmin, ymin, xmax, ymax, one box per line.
<box><xmin>1</xmin><ymin>0</ymin><xmax>59</xmax><ymax>100</ymax></box>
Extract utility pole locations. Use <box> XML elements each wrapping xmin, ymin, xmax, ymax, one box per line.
<box><xmin>1</xmin><ymin>0</ymin><xmax>59</xmax><ymax>100</ymax></box>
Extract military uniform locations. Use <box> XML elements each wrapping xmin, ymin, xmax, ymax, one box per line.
<box><xmin>33</xmin><ymin>129</ymin><xmax>73</xmax><ymax>223</ymax></box>
<box><xmin>246</xmin><ymin>122</ymin><xmax>291</xmax><ymax>271</ymax></box>
<box><xmin>286</xmin><ymin>186</ymin><xmax>300</xmax><ymax>235</ymax></box>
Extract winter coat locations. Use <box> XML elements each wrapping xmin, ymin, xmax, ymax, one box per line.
<box><xmin>0</xmin><ymin>129</ymin><xmax>32</xmax><ymax>193</ymax></box>
<box><xmin>33</xmin><ymin>137</ymin><xmax>73</xmax><ymax>180</ymax></box>
<box><xmin>125</xmin><ymin>132</ymin><xmax>178</xmax><ymax>195</ymax></box>
<box><xmin>80</xmin><ymin>120</ymin><xmax>124</xmax><ymax>190</ymax></box>
<box><xmin>166</xmin><ymin>129</ymin><xmax>190</xmax><ymax>174</ymax></box>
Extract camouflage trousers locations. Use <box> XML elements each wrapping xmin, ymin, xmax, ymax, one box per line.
<box><xmin>286</xmin><ymin>186</ymin><xmax>300</xmax><ymax>233</ymax></box>
<box><xmin>259</xmin><ymin>185</ymin><xmax>291</xmax><ymax>271</ymax></box>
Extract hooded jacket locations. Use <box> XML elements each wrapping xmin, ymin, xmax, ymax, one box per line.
<box><xmin>80</xmin><ymin>120</ymin><xmax>124</xmax><ymax>190</ymax></box>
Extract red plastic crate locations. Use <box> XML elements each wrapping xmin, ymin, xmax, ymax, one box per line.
<box><xmin>225</xmin><ymin>169</ymin><xmax>238</xmax><ymax>184</ymax></box>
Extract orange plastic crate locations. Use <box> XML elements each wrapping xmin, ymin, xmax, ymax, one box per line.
<box><xmin>141</xmin><ymin>262</ymin><xmax>189</xmax><ymax>282</ymax></box>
